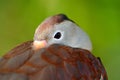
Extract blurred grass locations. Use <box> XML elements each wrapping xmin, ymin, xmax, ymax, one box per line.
<box><xmin>0</xmin><ymin>0</ymin><xmax>120</xmax><ymax>80</ymax></box>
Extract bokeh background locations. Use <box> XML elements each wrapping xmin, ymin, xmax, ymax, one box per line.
<box><xmin>0</xmin><ymin>0</ymin><xmax>120</xmax><ymax>79</ymax></box>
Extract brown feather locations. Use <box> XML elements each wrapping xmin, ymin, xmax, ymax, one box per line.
<box><xmin>0</xmin><ymin>41</ymin><xmax>107</xmax><ymax>80</ymax></box>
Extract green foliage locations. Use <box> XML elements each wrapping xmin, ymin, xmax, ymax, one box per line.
<box><xmin>0</xmin><ymin>0</ymin><xmax>120</xmax><ymax>79</ymax></box>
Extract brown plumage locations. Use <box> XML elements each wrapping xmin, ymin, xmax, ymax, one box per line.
<box><xmin>0</xmin><ymin>14</ymin><xmax>108</xmax><ymax>80</ymax></box>
<box><xmin>0</xmin><ymin>41</ymin><xmax>107</xmax><ymax>80</ymax></box>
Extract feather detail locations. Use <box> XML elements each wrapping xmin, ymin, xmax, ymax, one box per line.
<box><xmin>0</xmin><ymin>42</ymin><xmax>108</xmax><ymax>80</ymax></box>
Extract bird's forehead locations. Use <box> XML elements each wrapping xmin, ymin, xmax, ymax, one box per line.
<box><xmin>35</xmin><ymin>14</ymin><xmax>72</xmax><ymax>34</ymax></box>
<box><xmin>34</xmin><ymin>14</ymin><xmax>74</xmax><ymax>40</ymax></box>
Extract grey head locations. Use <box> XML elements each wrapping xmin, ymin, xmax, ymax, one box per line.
<box><xmin>34</xmin><ymin>14</ymin><xmax>92</xmax><ymax>51</ymax></box>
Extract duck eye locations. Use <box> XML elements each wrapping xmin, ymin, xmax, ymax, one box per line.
<box><xmin>54</xmin><ymin>32</ymin><xmax>61</xmax><ymax>39</ymax></box>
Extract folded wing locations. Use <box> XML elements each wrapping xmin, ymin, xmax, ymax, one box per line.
<box><xmin>0</xmin><ymin>42</ymin><xmax>108</xmax><ymax>80</ymax></box>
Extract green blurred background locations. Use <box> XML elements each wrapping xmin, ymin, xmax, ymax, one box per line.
<box><xmin>0</xmin><ymin>0</ymin><xmax>120</xmax><ymax>79</ymax></box>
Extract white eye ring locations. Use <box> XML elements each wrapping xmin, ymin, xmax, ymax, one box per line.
<box><xmin>53</xmin><ymin>30</ymin><xmax>64</xmax><ymax>40</ymax></box>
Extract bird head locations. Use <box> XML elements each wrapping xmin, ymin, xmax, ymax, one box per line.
<box><xmin>33</xmin><ymin>14</ymin><xmax>92</xmax><ymax>51</ymax></box>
